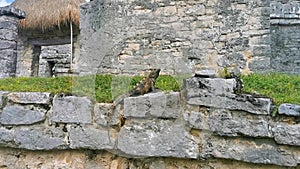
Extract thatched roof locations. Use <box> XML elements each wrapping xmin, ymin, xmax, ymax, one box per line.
<box><xmin>12</xmin><ymin>0</ymin><xmax>85</xmax><ymax>30</ymax></box>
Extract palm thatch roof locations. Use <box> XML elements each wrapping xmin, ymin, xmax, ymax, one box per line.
<box><xmin>12</xmin><ymin>0</ymin><xmax>85</xmax><ymax>30</ymax></box>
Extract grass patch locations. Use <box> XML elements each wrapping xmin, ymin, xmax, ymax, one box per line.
<box><xmin>1</xmin><ymin>73</ymin><xmax>297</xmax><ymax>106</ymax></box>
<box><xmin>0</xmin><ymin>75</ymin><xmax>180</xmax><ymax>103</ymax></box>
<box><xmin>241</xmin><ymin>73</ymin><xmax>300</xmax><ymax>106</ymax></box>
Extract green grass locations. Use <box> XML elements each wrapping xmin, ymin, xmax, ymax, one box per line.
<box><xmin>241</xmin><ymin>73</ymin><xmax>300</xmax><ymax>106</ymax></box>
<box><xmin>1</xmin><ymin>73</ymin><xmax>299</xmax><ymax>106</ymax></box>
<box><xmin>0</xmin><ymin>75</ymin><xmax>180</xmax><ymax>103</ymax></box>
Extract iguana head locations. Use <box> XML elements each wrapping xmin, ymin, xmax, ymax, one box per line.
<box><xmin>149</xmin><ymin>69</ymin><xmax>161</xmax><ymax>79</ymax></box>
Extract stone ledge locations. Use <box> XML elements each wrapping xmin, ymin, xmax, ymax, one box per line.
<box><xmin>7</xmin><ymin>92</ymin><xmax>51</xmax><ymax>105</ymax></box>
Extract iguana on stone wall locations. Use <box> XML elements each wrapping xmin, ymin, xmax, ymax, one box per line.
<box><xmin>113</xmin><ymin>69</ymin><xmax>161</xmax><ymax>106</ymax></box>
<box><xmin>108</xmin><ymin>69</ymin><xmax>161</xmax><ymax>129</ymax></box>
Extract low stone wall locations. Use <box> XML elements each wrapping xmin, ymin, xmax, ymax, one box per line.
<box><xmin>0</xmin><ymin>76</ymin><xmax>300</xmax><ymax>168</ymax></box>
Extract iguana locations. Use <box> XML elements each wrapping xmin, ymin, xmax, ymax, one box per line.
<box><xmin>113</xmin><ymin>69</ymin><xmax>161</xmax><ymax>106</ymax></box>
<box><xmin>108</xmin><ymin>69</ymin><xmax>161</xmax><ymax>128</ymax></box>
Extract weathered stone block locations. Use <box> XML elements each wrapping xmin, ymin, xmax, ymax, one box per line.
<box><xmin>124</xmin><ymin>92</ymin><xmax>181</xmax><ymax>119</ymax></box>
<box><xmin>0</xmin><ymin>91</ymin><xmax>9</xmax><ymax>108</ymax></box>
<box><xmin>0</xmin><ymin>127</ymin><xmax>14</xmax><ymax>147</ymax></box>
<box><xmin>15</xmin><ymin>127</ymin><xmax>67</xmax><ymax>150</ymax></box>
<box><xmin>68</xmin><ymin>125</ymin><xmax>113</xmax><ymax>150</ymax></box>
<box><xmin>278</xmin><ymin>103</ymin><xmax>300</xmax><ymax>116</ymax></box>
<box><xmin>51</xmin><ymin>95</ymin><xmax>92</xmax><ymax>124</ymax></box>
<box><xmin>183</xmin><ymin>77</ymin><xmax>273</xmax><ymax>115</ymax></box>
<box><xmin>7</xmin><ymin>92</ymin><xmax>51</xmax><ymax>104</ymax></box>
<box><xmin>0</xmin><ymin>105</ymin><xmax>47</xmax><ymax>125</ymax></box>
<box><xmin>207</xmin><ymin>110</ymin><xmax>271</xmax><ymax>137</ymax></box>
<box><xmin>117</xmin><ymin>119</ymin><xmax>199</xmax><ymax>159</ymax></box>
<box><xmin>183</xmin><ymin>111</ymin><xmax>209</xmax><ymax>130</ymax></box>
<box><xmin>202</xmin><ymin>136</ymin><xmax>298</xmax><ymax>167</ymax></box>
<box><xmin>273</xmin><ymin>123</ymin><xmax>300</xmax><ymax>146</ymax></box>
<box><xmin>184</xmin><ymin>110</ymin><xmax>271</xmax><ymax>137</ymax></box>
<box><xmin>94</xmin><ymin>103</ymin><xmax>113</xmax><ymax>127</ymax></box>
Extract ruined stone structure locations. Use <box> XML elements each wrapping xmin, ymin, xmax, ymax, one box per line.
<box><xmin>270</xmin><ymin>0</ymin><xmax>300</xmax><ymax>73</ymax></box>
<box><xmin>0</xmin><ymin>6</ymin><xmax>25</xmax><ymax>78</ymax></box>
<box><xmin>0</xmin><ymin>75</ymin><xmax>300</xmax><ymax>168</ymax></box>
<box><xmin>79</xmin><ymin>0</ymin><xmax>270</xmax><ymax>75</ymax></box>
<box><xmin>79</xmin><ymin>0</ymin><xmax>300</xmax><ymax>75</ymax></box>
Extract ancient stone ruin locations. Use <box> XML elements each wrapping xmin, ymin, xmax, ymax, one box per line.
<box><xmin>0</xmin><ymin>0</ymin><xmax>300</xmax><ymax>168</ymax></box>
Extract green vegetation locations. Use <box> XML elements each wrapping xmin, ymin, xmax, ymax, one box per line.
<box><xmin>0</xmin><ymin>73</ymin><xmax>299</xmax><ymax>106</ymax></box>
<box><xmin>242</xmin><ymin>73</ymin><xmax>300</xmax><ymax>106</ymax></box>
<box><xmin>0</xmin><ymin>75</ymin><xmax>180</xmax><ymax>103</ymax></box>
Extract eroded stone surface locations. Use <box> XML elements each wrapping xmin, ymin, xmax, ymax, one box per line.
<box><xmin>117</xmin><ymin>119</ymin><xmax>199</xmax><ymax>159</ymax></box>
<box><xmin>14</xmin><ymin>127</ymin><xmax>68</xmax><ymax>150</ymax></box>
<box><xmin>201</xmin><ymin>136</ymin><xmax>298</xmax><ymax>167</ymax></box>
<box><xmin>51</xmin><ymin>95</ymin><xmax>92</xmax><ymax>124</ymax></box>
<box><xmin>68</xmin><ymin>125</ymin><xmax>113</xmax><ymax>150</ymax></box>
<box><xmin>0</xmin><ymin>91</ymin><xmax>9</xmax><ymax>108</ymax></box>
<box><xmin>278</xmin><ymin>103</ymin><xmax>300</xmax><ymax>116</ymax></box>
<box><xmin>273</xmin><ymin>123</ymin><xmax>300</xmax><ymax>146</ymax></box>
<box><xmin>183</xmin><ymin>77</ymin><xmax>273</xmax><ymax>115</ymax></box>
<box><xmin>7</xmin><ymin>92</ymin><xmax>51</xmax><ymax>104</ymax></box>
<box><xmin>0</xmin><ymin>105</ymin><xmax>47</xmax><ymax>125</ymax></box>
<box><xmin>124</xmin><ymin>92</ymin><xmax>181</xmax><ymax>119</ymax></box>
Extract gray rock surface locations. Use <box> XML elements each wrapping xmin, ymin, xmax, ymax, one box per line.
<box><xmin>117</xmin><ymin>119</ymin><xmax>199</xmax><ymax>159</ymax></box>
<box><xmin>7</xmin><ymin>92</ymin><xmax>51</xmax><ymax>104</ymax></box>
<box><xmin>0</xmin><ymin>91</ymin><xmax>9</xmax><ymax>108</ymax></box>
<box><xmin>278</xmin><ymin>103</ymin><xmax>300</xmax><ymax>116</ymax></box>
<box><xmin>273</xmin><ymin>123</ymin><xmax>300</xmax><ymax>146</ymax></box>
<box><xmin>94</xmin><ymin>103</ymin><xmax>112</xmax><ymax>127</ymax></box>
<box><xmin>208</xmin><ymin>110</ymin><xmax>271</xmax><ymax>137</ymax></box>
<box><xmin>202</xmin><ymin>136</ymin><xmax>298</xmax><ymax>167</ymax></box>
<box><xmin>68</xmin><ymin>125</ymin><xmax>113</xmax><ymax>150</ymax></box>
<box><xmin>184</xmin><ymin>110</ymin><xmax>271</xmax><ymax>137</ymax></box>
<box><xmin>183</xmin><ymin>77</ymin><xmax>273</xmax><ymax>115</ymax></box>
<box><xmin>124</xmin><ymin>92</ymin><xmax>181</xmax><ymax>119</ymax></box>
<box><xmin>51</xmin><ymin>95</ymin><xmax>92</xmax><ymax>124</ymax></box>
<box><xmin>0</xmin><ymin>127</ymin><xmax>14</xmax><ymax>147</ymax></box>
<box><xmin>0</xmin><ymin>105</ymin><xmax>47</xmax><ymax>125</ymax></box>
<box><xmin>15</xmin><ymin>127</ymin><xmax>67</xmax><ymax>150</ymax></box>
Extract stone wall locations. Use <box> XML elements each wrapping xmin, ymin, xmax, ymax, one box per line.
<box><xmin>0</xmin><ymin>6</ymin><xmax>25</xmax><ymax>78</ymax></box>
<box><xmin>0</xmin><ymin>76</ymin><xmax>300</xmax><ymax>168</ymax></box>
<box><xmin>79</xmin><ymin>0</ymin><xmax>270</xmax><ymax>75</ymax></box>
<box><xmin>270</xmin><ymin>0</ymin><xmax>300</xmax><ymax>73</ymax></box>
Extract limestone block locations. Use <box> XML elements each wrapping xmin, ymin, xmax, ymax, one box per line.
<box><xmin>68</xmin><ymin>125</ymin><xmax>113</xmax><ymax>150</ymax></box>
<box><xmin>203</xmin><ymin>137</ymin><xmax>298</xmax><ymax>167</ymax></box>
<box><xmin>0</xmin><ymin>91</ymin><xmax>9</xmax><ymax>108</ymax></box>
<box><xmin>184</xmin><ymin>110</ymin><xmax>271</xmax><ymax>137</ymax></box>
<box><xmin>117</xmin><ymin>119</ymin><xmax>199</xmax><ymax>159</ymax></box>
<box><xmin>124</xmin><ymin>92</ymin><xmax>181</xmax><ymax>119</ymax></box>
<box><xmin>7</xmin><ymin>92</ymin><xmax>51</xmax><ymax>104</ymax></box>
<box><xmin>278</xmin><ymin>103</ymin><xmax>300</xmax><ymax>116</ymax></box>
<box><xmin>208</xmin><ymin>110</ymin><xmax>271</xmax><ymax>137</ymax></box>
<box><xmin>15</xmin><ymin>127</ymin><xmax>68</xmax><ymax>150</ymax></box>
<box><xmin>273</xmin><ymin>123</ymin><xmax>300</xmax><ymax>146</ymax></box>
<box><xmin>94</xmin><ymin>103</ymin><xmax>113</xmax><ymax>127</ymax></box>
<box><xmin>183</xmin><ymin>77</ymin><xmax>273</xmax><ymax>115</ymax></box>
<box><xmin>0</xmin><ymin>127</ymin><xmax>14</xmax><ymax>147</ymax></box>
<box><xmin>51</xmin><ymin>95</ymin><xmax>92</xmax><ymax>124</ymax></box>
<box><xmin>0</xmin><ymin>105</ymin><xmax>47</xmax><ymax>125</ymax></box>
